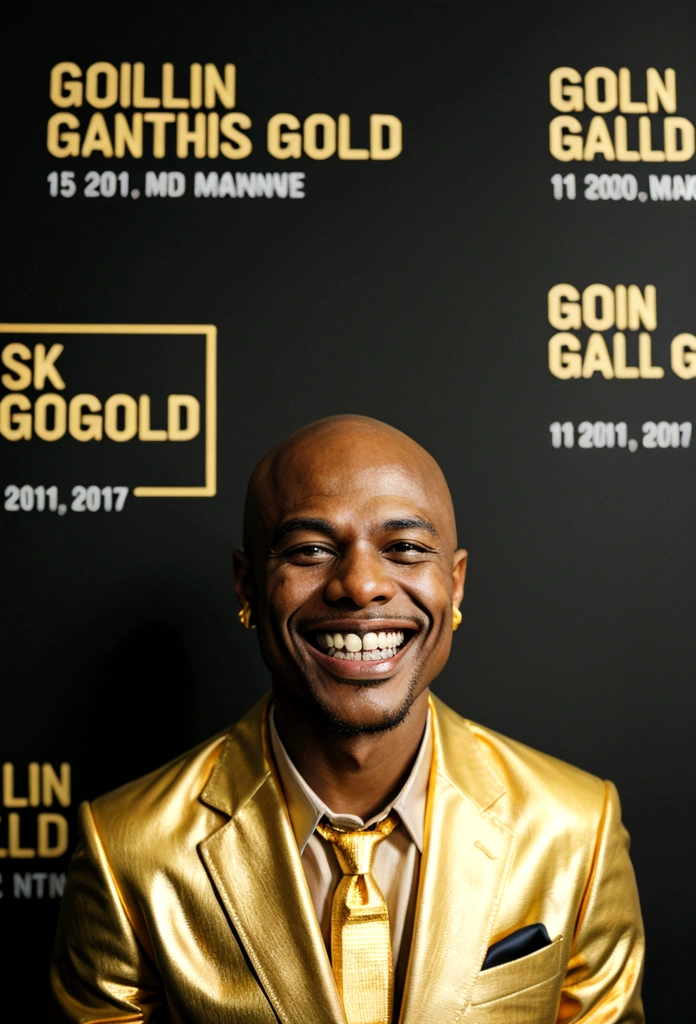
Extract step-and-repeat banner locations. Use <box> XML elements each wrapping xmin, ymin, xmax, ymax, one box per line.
<box><xmin>2</xmin><ymin>4</ymin><xmax>693</xmax><ymax>1014</ymax></box>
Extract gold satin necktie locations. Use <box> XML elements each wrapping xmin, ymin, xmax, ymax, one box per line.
<box><xmin>316</xmin><ymin>814</ymin><xmax>399</xmax><ymax>1024</ymax></box>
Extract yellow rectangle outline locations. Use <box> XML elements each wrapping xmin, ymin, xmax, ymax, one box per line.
<box><xmin>0</xmin><ymin>323</ymin><xmax>216</xmax><ymax>497</ymax></box>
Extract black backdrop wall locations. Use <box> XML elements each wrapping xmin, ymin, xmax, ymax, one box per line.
<box><xmin>1</xmin><ymin>1</ymin><xmax>694</xmax><ymax>1017</ymax></box>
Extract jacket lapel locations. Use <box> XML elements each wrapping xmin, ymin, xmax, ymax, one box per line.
<box><xmin>399</xmin><ymin>696</ymin><xmax>515</xmax><ymax>1024</ymax></box>
<box><xmin>199</xmin><ymin>697</ymin><xmax>346</xmax><ymax>1024</ymax></box>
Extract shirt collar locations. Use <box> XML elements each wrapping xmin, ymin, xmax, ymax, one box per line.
<box><xmin>269</xmin><ymin>705</ymin><xmax>432</xmax><ymax>855</ymax></box>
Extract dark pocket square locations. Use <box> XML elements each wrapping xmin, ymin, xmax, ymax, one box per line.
<box><xmin>482</xmin><ymin>923</ymin><xmax>552</xmax><ymax>970</ymax></box>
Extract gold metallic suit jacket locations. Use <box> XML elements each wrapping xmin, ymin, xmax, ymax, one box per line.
<box><xmin>50</xmin><ymin>695</ymin><xmax>645</xmax><ymax>1023</ymax></box>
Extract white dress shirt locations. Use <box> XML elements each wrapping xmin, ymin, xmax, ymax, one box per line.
<box><xmin>269</xmin><ymin>707</ymin><xmax>432</xmax><ymax>980</ymax></box>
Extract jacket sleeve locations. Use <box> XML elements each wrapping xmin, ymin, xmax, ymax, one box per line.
<box><xmin>558</xmin><ymin>781</ymin><xmax>645</xmax><ymax>1024</ymax></box>
<box><xmin>50</xmin><ymin>801</ymin><xmax>165</xmax><ymax>1023</ymax></box>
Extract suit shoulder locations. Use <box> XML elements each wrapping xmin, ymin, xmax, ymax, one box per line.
<box><xmin>474</xmin><ymin>721</ymin><xmax>603</xmax><ymax>804</ymax></box>
<box><xmin>90</xmin><ymin>729</ymin><xmax>229</xmax><ymax>841</ymax></box>
<box><xmin>434</xmin><ymin>697</ymin><xmax>607</xmax><ymax>827</ymax></box>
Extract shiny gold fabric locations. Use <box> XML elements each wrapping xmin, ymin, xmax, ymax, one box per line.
<box><xmin>50</xmin><ymin>694</ymin><xmax>645</xmax><ymax>1023</ymax></box>
<box><xmin>317</xmin><ymin>815</ymin><xmax>399</xmax><ymax>1024</ymax></box>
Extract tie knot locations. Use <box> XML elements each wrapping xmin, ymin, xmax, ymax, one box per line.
<box><xmin>316</xmin><ymin>814</ymin><xmax>399</xmax><ymax>875</ymax></box>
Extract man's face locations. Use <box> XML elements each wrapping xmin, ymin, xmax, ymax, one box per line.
<box><xmin>236</xmin><ymin>428</ymin><xmax>467</xmax><ymax>733</ymax></box>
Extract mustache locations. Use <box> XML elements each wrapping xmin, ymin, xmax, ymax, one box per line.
<box><xmin>294</xmin><ymin>612</ymin><xmax>426</xmax><ymax>632</ymax></box>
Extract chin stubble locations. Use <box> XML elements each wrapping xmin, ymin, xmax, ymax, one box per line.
<box><xmin>307</xmin><ymin>672</ymin><xmax>419</xmax><ymax>736</ymax></box>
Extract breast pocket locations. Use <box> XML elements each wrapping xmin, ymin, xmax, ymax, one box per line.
<box><xmin>464</xmin><ymin>934</ymin><xmax>564</xmax><ymax>1023</ymax></box>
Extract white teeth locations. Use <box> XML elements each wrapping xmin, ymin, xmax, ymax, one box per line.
<box><xmin>362</xmin><ymin>632</ymin><xmax>378</xmax><ymax>651</ymax></box>
<box><xmin>316</xmin><ymin>629</ymin><xmax>407</xmax><ymax>659</ymax></box>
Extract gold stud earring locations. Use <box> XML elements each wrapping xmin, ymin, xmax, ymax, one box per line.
<box><xmin>237</xmin><ymin>601</ymin><xmax>255</xmax><ymax>630</ymax></box>
<box><xmin>452</xmin><ymin>605</ymin><xmax>462</xmax><ymax>632</ymax></box>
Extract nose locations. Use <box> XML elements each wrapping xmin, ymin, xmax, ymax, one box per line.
<box><xmin>323</xmin><ymin>544</ymin><xmax>398</xmax><ymax>609</ymax></box>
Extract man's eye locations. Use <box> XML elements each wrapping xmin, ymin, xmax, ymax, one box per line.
<box><xmin>387</xmin><ymin>542</ymin><xmax>426</xmax><ymax>554</ymax></box>
<box><xmin>287</xmin><ymin>544</ymin><xmax>334</xmax><ymax>560</ymax></box>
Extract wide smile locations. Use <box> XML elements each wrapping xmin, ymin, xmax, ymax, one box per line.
<box><xmin>300</xmin><ymin>623</ymin><xmax>419</xmax><ymax>678</ymax></box>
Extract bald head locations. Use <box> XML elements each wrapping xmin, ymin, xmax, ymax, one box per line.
<box><xmin>244</xmin><ymin>415</ymin><xmax>457</xmax><ymax>554</ymax></box>
<box><xmin>234</xmin><ymin>414</ymin><xmax>467</xmax><ymax>736</ymax></box>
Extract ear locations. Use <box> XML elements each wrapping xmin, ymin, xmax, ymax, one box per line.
<box><xmin>233</xmin><ymin>549</ymin><xmax>253</xmax><ymax>609</ymax></box>
<box><xmin>452</xmin><ymin>549</ymin><xmax>468</xmax><ymax>609</ymax></box>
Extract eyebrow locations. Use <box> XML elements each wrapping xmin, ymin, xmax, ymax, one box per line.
<box><xmin>273</xmin><ymin>518</ymin><xmax>338</xmax><ymax>545</ymax></box>
<box><xmin>379</xmin><ymin>517</ymin><xmax>440</xmax><ymax>539</ymax></box>
<box><xmin>273</xmin><ymin>515</ymin><xmax>440</xmax><ymax>546</ymax></box>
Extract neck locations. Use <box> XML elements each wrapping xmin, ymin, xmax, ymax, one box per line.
<box><xmin>271</xmin><ymin>687</ymin><xmax>430</xmax><ymax>820</ymax></box>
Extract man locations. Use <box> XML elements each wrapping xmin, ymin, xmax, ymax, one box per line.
<box><xmin>51</xmin><ymin>415</ymin><xmax>645</xmax><ymax>1023</ymax></box>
